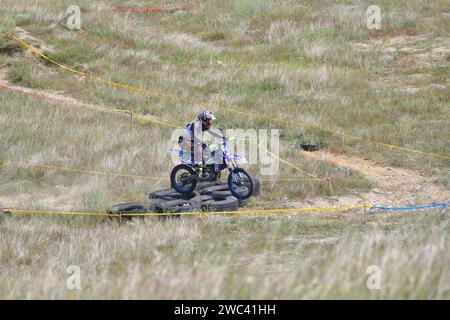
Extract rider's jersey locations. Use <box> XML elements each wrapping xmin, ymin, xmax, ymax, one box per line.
<box><xmin>178</xmin><ymin>120</ymin><xmax>223</xmax><ymax>165</ymax></box>
<box><xmin>178</xmin><ymin>120</ymin><xmax>204</xmax><ymax>165</ymax></box>
<box><xmin>179</xmin><ymin>120</ymin><xmax>202</xmax><ymax>149</ymax></box>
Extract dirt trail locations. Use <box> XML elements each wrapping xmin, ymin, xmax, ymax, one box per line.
<box><xmin>296</xmin><ymin>150</ymin><xmax>449</xmax><ymax>210</ymax></box>
<box><xmin>0</xmin><ymin>65</ymin><xmax>86</xmax><ymax>105</ymax></box>
<box><xmin>0</xmin><ymin>66</ymin><xmax>166</xmax><ymax>149</ymax></box>
<box><xmin>304</xmin><ymin>151</ymin><xmax>428</xmax><ymax>190</ymax></box>
<box><xmin>0</xmin><ymin>79</ymin><xmax>85</xmax><ymax>106</ymax></box>
<box><xmin>0</xmin><ymin>68</ymin><xmax>165</xmax><ymax>122</ymax></box>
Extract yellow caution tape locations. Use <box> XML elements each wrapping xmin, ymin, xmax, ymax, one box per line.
<box><xmin>5</xmin><ymin>204</ymin><xmax>372</xmax><ymax>217</ymax></box>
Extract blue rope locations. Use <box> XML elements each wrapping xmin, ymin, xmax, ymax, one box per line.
<box><xmin>370</xmin><ymin>201</ymin><xmax>449</xmax><ymax>212</ymax></box>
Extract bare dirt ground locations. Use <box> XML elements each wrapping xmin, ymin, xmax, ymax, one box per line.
<box><xmin>297</xmin><ymin>150</ymin><xmax>449</xmax><ymax>210</ymax></box>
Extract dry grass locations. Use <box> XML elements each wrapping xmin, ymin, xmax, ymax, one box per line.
<box><xmin>0</xmin><ymin>0</ymin><xmax>449</xmax><ymax>299</ymax></box>
<box><xmin>1</xmin><ymin>208</ymin><xmax>449</xmax><ymax>299</ymax></box>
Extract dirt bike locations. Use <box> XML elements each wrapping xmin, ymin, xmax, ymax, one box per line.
<box><xmin>170</xmin><ymin>135</ymin><xmax>254</xmax><ymax>200</ymax></box>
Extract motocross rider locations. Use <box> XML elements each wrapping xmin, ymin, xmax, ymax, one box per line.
<box><xmin>178</xmin><ymin>110</ymin><xmax>224</xmax><ymax>175</ymax></box>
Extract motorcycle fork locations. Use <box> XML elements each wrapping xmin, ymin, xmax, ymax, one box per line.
<box><xmin>228</xmin><ymin>159</ymin><xmax>241</xmax><ymax>184</ymax></box>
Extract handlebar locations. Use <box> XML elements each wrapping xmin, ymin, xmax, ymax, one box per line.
<box><xmin>208</xmin><ymin>136</ymin><xmax>236</xmax><ymax>150</ymax></box>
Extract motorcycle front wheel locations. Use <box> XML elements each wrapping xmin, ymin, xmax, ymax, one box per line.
<box><xmin>228</xmin><ymin>168</ymin><xmax>253</xmax><ymax>200</ymax></box>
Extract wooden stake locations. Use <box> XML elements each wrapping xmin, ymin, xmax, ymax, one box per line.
<box><xmin>327</xmin><ymin>177</ymin><xmax>334</xmax><ymax>196</ymax></box>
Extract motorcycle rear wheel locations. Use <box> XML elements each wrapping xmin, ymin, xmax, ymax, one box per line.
<box><xmin>170</xmin><ymin>164</ymin><xmax>197</xmax><ymax>195</ymax></box>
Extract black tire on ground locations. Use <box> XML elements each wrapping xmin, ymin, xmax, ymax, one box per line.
<box><xmin>0</xmin><ymin>208</ymin><xmax>12</xmax><ymax>216</ymax></box>
<box><xmin>107</xmin><ymin>202</ymin><xmax>150</xmax><ymax>221</ymax></box>
<box><xmin>159</xmin><ymin>199</ymin><xmax>202</xmax><ymax>217</ymax></box>
<box><xmin>188</xmin><ymin>194</ymin><xmax>201</xmax><ymax>202</ymax></box>
<box><xmin>150</xmin><ymin>189</ymin><xmax>200</xmax><ymax>200</ymax></box>
<box><xmin>197</xmin><ymin>179</ymin><xmax>221</xmax><ymax>188</ymax></box>
<box><xmin>201</xmin><ymin>196</ymin><xmax>239</xmax><ymax>212</ymax></box>
<box><xmin>200</xmin><ymin>184</ymin><xmax>230</xmax><ymax>196</ymax></box>
<box><xmin>200</xmin><ymin>195</ymin><xmax>214</xmax><ymax>202</ymax></box>
<box><xmin>197</xmin><ymin>178</ymin><xmax>227</xmax><ymax>190</ymax></box>
<box><xmin>150</xmin><ymin>188</ymin><xmax>176</xmax><ymax>199</ymax></box>
<box><xmin>149</xmin><ymin>198</ymin><xmax>165</xmax><ymax>211</ymax></box>
<box><xmin>196</xmin><ymin>181</ymin><xmax>217</xmax><ymax>190</ymax></box>
<box><xmin>161</xmin><ymin>192</ymin><xmax>199</xmax><ymax>201</ymax></box>
<box><xmin>211</xmin><ymin>190</ymin><xmax>232</xmax><ymax>200</ymax></box>
<box><xmin>170</xmin><ymin>164</ymin><xmax>197</xmax><ymax>196</ymax></box>
<box><xmin>210</xmin><ymin>190</ymin><xmax>248</xmax><ymax>207</ymax></box>
<box><xmin>156</xmin><ymin>195</ymin><xmax>181</xmax><ymax>202</ymax></box>
<box><xmin>228</xmin><ymin>168</ymin><xmax>253</xmax><ymax>200</ymax></box>
<box><xmin>154</xmin><ymin>198</ymin><xmax>185</xmax><ymax>212</ymax></box>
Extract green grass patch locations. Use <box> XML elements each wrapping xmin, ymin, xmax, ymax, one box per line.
<box><xmin>201</xmin><ymin>30</ymin><xmax>226</xmax><ymax>42</ymax></box>
<box><xmin>225</xmin><ymin>77</ymin><xmax>283</xmax><ymax>96</ymax></box>
<box><xmin>0</xmin><ymin>35</ymin><xmax>24</xmax><ymax>56</ymax></box>
<box><xmin>232</xmin><ymin>0</ymin><xmax>270</xmax><ymax>16</ymax></box>
<box><xmin>7</xmin><ymin>60</ymin><xmax>33</xmax><ymax>86</ymax></box>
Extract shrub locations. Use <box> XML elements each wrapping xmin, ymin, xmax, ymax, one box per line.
<box><xmin>201</xmin><ymin>30</ymin><xmax>226</xmax><ymax>42</ymax></box>
<box><xmin>0</xmin><ymin>36</ymin><xmax>24</xmax><ymax>56</ymax></box>
<box><xmin>7</xmin><ymin>61</ymin><xmax>33</xmax><ymax>86</ymax></box>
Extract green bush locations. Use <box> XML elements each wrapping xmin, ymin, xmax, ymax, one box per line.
<box><xmin>0</xmin><ymin>36</ymin><xmax>24</xmax><ymax>56</ymax></box>
<box><xmin>7</xmin><ymin>61</ymin><xmax>33</xmax><ymax>86</ymax></box>
<box><xmin>201</xmin><ymin>30</ymin><xmax>226</xmax><ymax>42</ymax></box>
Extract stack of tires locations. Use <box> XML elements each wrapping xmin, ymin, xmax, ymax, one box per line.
<box><xmin>107</xmin><ymin>178</ymin><xmax>260</xmax><ymax>220</ymax></box>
